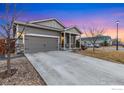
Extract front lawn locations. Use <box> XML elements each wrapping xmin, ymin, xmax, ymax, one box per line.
<box><xmin>77</xmin><ymin>49</ymin><xmax>124</xmax><ymax>64</ymax></box>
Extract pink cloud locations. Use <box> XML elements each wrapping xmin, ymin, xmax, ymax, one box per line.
<box><xmin>113</xmin><ymin>12</ymin><xmax>124</xmax><ymax>17</ymax></box>
<box><xmin>63</xmin><ymin>18</ymin><xmax>108</xmax><ymax>27</ymax></box>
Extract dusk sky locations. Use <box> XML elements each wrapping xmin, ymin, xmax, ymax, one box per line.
<box><xmin>0</xmin><ymin>3</ymin><xmax>124</xmax><ymax>41</ymax></box>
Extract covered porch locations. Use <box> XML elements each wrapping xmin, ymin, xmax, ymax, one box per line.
<box><xmin>60</xmin><ymin>27</ymin><xmax>82</xmax><ymax>50</ymax></box>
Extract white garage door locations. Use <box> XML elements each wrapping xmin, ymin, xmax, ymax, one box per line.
<box><xmin>25</xmin><ymin>34</ymin><xmax>59</xmax><ymax>53</ymax></box>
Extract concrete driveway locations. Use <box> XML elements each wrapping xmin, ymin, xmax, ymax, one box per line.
<box><xmin>25</xmin><ymin>51</ymin><xmax>124</xmax><ymax>85</ymax></box>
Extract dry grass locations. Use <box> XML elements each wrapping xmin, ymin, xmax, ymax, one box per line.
<box><xmin>77</xmin><ymin>49</ymin><xmax>124</xmax><ymax>64</ymax></box>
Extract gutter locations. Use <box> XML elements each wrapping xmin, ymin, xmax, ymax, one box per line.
<box><xmin>14</xmin><ymin>21</ymin><xmax>63</xmax><ymax>32</ymax></box>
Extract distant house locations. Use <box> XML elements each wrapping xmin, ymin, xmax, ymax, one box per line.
<box><xmin>14</xmin><ymin>18</ymin><xmax>82</xmax><ymax>53</ymax></box>
<box><xmin>0</xmin><ymin>39</ymin><xmax>15</xmax><ymax>55</ymax></box>
<box><xmin>112</xmin><ymin>38</ymin><xmax>122</xmax><ymax>46</ymax></box>
<box><xmin>81</xmin><ymin>35</ymin><xmax>112</xmax><ymax>46</ymax></box>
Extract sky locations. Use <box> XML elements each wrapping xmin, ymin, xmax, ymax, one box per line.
<box><xmin>0</xmin><ymin>3</ymin><xmax>124</xmax><ymax>41</ymax></box>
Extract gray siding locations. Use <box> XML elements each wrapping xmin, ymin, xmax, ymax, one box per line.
<box><xmin>16</xmin><ymin>24</ymin><xmax>61</xmax><ymax>53</ymax></box>
<box><xmin>33</xmin><ymin>20</ymin><xmax>64</xmax><ymax>29</ymax></box>
<box><xmin>18</xmin><ymin>25</ymin><xmax>61</xmax><ymax>36</ymax></box>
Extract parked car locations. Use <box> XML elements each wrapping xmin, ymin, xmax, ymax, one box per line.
<box><xmin>85</xmin><ymin>44</ymin><xmax>94</xmax><ymax>48</ymax></box>
<box><xmin>94</xmin><ymin>44</ymin><xmax>100</xmax><ymax>48</ymax></box>
<box><xmin>85</xmin><ymin>43</ymin><xmax>100</xmax><ymax>48</ymax></box>
<box><xmin>122</xmin><ymin>44</ymin><xmax>124</xmax><ymax>47</ymax></box>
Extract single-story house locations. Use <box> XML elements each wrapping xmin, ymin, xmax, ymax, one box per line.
<box><xmin>14</xmin><ymin>18</ymin><xmax>82</xmax><ymax>53</ymax></box>
<box><xmin>81</xmin><ymin>35</ymin><xmax>112</xmax><ymax>46</ymax></box>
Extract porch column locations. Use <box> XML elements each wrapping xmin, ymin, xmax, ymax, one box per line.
<box><xmin>75</xmin><ymin>35</ymin><xmax>77</xmax><ymax>48</ymax></box>
<box><xmin>79</xmin><ymin>35</ymin><xmax>81</xmax><ymax>49</ymax></box>
<box><xmin>16</xmin><ymin>24</ymin><xmax>19</xmax><ymax>43</ymax></box>
<box><xmin>63</xmin><ymin>32</ymin><xmax>66</xmax><ymax>50</ymax></box>
<box><xmin>69</xmin><ymin>33</ymin><xmax>71</xmax><ymax>49</ymax></box>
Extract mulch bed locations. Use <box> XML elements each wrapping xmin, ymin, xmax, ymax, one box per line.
<box><xmin>0</xmin><ymin>56</ymin><xmax>46</xmax><ymax>85</ymax></box>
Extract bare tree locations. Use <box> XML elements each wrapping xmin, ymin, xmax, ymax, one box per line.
<box><xmin>0</xmin><ymin>4</ymin><xmax>27</xmax><ymax>74</ymax></box>
<box><xmin>83</xmin><ymin>26</ymin><xmax>105</xmax><ymax>52</ymax></box>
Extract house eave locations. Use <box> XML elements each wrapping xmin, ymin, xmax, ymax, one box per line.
<box><xmin>14</xmin><ymin>21</ymin><xmax>63</xmax><ymax>32</ymax></box>
<box><xmin>29</xmin><ymin>18</ymin><xmax>66</xmax><ymax>28</ymax></box>
<box><xmin>64</xmin><ymin>26</ymin><xmax>82</xmax><ymax>34</ymax></box>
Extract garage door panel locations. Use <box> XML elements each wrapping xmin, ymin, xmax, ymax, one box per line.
<box><xmin>25</xmin><ymin>35</ymin><xmax>58</xmax><ymax>53</ymax></box>
<box><xmin>46</xmin><ymin>38</ymin><xmax>58</xmax><ymax>51</ymax></box>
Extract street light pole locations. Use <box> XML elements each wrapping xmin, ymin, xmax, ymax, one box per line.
<box><xmin>116</xmin><ymin>20</ymin><xmax>119</xmax><ymax>51</ymax></box>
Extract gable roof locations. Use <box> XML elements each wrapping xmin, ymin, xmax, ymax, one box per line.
<box><xmin>14</xmin><ymin>21</ymin><xmax>63</xmax><ymax>32</ymax></box>
<box><xmin>14</xmin><ymin>19</ymin><xmax>82</xmax><ymax>34</ymax></box>
<box><xmin>81</xmin><ymin>36</ymin><xmax>112</xmax><ymax>41</ymax></box>
<box><xmin>64</xmin><ymin>26</ymin><xmax>82</xmax><ymax>34</ymax></box>
<box><xmin>29</xmin><ymin>18</ymin><xmax>66</xmax><ymax>28</ymax></box>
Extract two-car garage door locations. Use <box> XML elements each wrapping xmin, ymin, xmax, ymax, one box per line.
<box><xmin>25</xmin><ymin>34</ymin><xmax>59</xmax><ymax>53</ymax></box>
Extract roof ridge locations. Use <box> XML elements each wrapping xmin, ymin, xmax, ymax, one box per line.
<box><xmin>29</xmin><ymin>18</ymin><xmax>66</xmax><ymax>28</ymax></box>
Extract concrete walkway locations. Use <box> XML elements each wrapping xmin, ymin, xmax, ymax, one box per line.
<box><xmin>25</xmin><ymin>51</ymin><xmax>124</xmax><ymax>85</ymax></box>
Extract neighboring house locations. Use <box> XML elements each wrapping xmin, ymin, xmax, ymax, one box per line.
<box><xmin>14</xmin><ymin>18</ymin><xmax>82</xmax><ymax>53</ymax></box>
<box><xmin>81</xmin><ymin>35</ymin><xmax>112</xmax><ymax>46</ymax></box>
<box><xmin>112</xmin><ymin>38</ymin><xmax>122</xmax><ymax>46</ymax></box>
<box><xmin>0</xmin><ymin>39</ymin><xmax>15</xmax><ymax>55</ymax></box>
